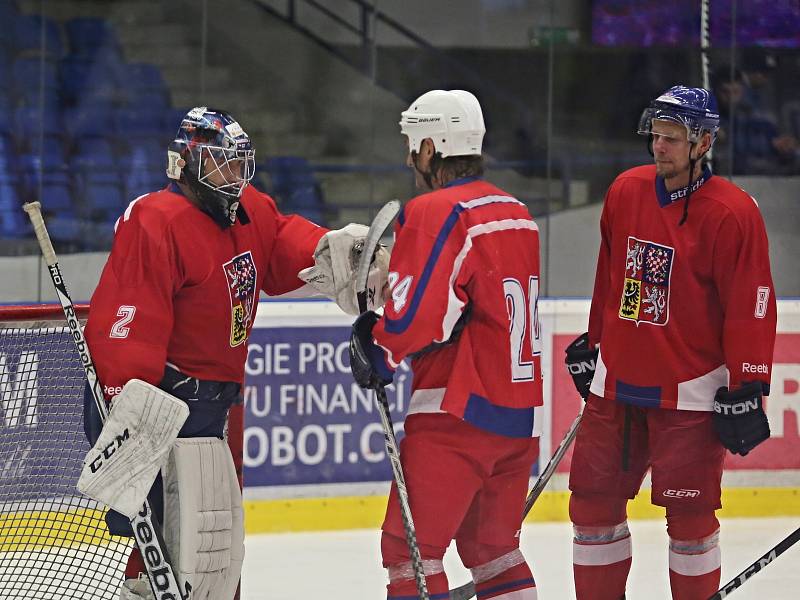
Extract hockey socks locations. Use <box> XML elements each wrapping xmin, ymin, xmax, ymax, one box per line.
<box><xmin>572</xmin><ymin>522</ymin><xmax>632</xmax><ymax>600</ymax></box>
<box><xmin>386</xmin><ymin>571</ymin><xmax>448</xmax><ymax>599</ymax></box>
<box><xmin>472</xmin><ymin>558</ymin><xmax>537</xmax><ymax>599</ymax></box>
<box><xmin>668</xmin><ymin>531</ymin><xmax>721</xmax><ymax>600</ymax></box>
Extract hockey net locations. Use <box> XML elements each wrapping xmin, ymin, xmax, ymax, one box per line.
<box><xmin>0</xmin><ymin>305</ymin><xmax>130</xmax><ymax>600</ymax></box>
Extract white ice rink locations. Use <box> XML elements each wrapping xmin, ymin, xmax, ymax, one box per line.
<box><xmin>242</xmin><ymin>517</ymin><xmax>799</xmax><ymax>599</ymax></box>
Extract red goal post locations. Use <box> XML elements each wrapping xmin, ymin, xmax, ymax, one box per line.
<box><xmin>0</xmin><ymin>303</ymin><xmax>130</xmax><ymax>600</ymax></box>
<box><xmin>0</xmin><ymin>303</ymin><xmax>245</xmax><ymax>599</ymax></box>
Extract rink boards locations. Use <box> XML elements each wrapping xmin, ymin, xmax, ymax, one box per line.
<box><xmin>242</xmin><ymin>299</ymin><xmax>800</xmax><ymax>533</ymax></box>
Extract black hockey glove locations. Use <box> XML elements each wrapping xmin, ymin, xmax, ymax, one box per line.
<box><xmin>712</xmin><ymin>381</ymin><xmax>771</xmax><ymax>456</ymax></box>
<box><xmin>564</xmin><ymin>332</ymin><xmax>598</xmax><ymax>401</ymax></box>
<box><xmin>349</xmin><ymin>311</ymin><xmax>395</xmax><ymax>390</ymax></box>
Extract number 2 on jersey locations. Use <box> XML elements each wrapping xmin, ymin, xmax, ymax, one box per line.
<box><xmin>503</xmin><ymin>277</ymin><xmax>541</xmax><ymax>382</ymax></box>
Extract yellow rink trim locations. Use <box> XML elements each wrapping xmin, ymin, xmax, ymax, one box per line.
<box><xmin>0</xmin><ymin>508</ymin><xmax>114</xmax><ymax>551</ymax></box>
<box><xmin>2</xmin><ymin>489</ymin><xmax>797</xmax><ymax>545</ymax></box>
<box><xmin>243</xmin><ymin>487</ymin><xmax>800</xmax><ymax>534</ymax></box>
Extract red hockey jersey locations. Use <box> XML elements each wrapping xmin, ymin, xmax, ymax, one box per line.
<box><xmin>373</xmin><ymin>178</ymin><xmax>543</xmax><ymax>438</ymax></box>
<box><xmin>85</xmin><ymin>183</ymin><xmax>325</xmax><ymax>397</ymax></box>
<box><xmin>588</xmin><ymin>164</ymin><xmax>777</xmax><ymax>410</ymax></box>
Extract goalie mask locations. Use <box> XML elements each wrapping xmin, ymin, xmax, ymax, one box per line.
<box><xmin>637</xmin><ymin>86</ymin><xmax>720</xmax><ymax>145</ymax></box>
<box><xmin>167</xmin><ymin>107</ymin><xmax>256</xmax><ymax>228</ymax></box>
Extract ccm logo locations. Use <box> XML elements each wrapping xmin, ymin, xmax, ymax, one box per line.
<box><xmin>567</xmin><ymin>360</ymin><xmax>595</xmax><ymax>375</ymax></box>
<box><xmin>88</xmin><ymin>428</ymin><xmax>130</xmax><ymax>473</ymax></box>
<box><xmin>663</xmin><ymin>489</ymin><xmax>700</xmax><ymax>498</ymax></box>
<box><xmin>743</xmin><ymin>362</ymin><xmax>768</xmax><ymax>374</ymax></box>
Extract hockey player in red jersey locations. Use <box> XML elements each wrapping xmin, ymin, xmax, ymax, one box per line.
<box><xmin>564</xmin><ymin>86</ymin><xmax>776</xmax><ymax>600</ymax></box>
<box><xmin>348</xmin><ymin>90</ymin><xmax>542</xmax><ymax>599</ymax></box>
<box><xmin>80</xmin><ymin>107</ymin><xmax>384</xmax><ymax>600</ymax></box>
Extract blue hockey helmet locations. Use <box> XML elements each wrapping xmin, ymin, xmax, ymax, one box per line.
<box><xmin>637</xmin><ymin>86</ymin><xmax>720</xmax><ymax>144</ymax></box>
<box><xmin>167</xmin><ymin>107</ymin><xmax>256</xmax><ymax>227</ymax></box>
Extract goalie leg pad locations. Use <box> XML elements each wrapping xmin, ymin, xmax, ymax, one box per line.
<box><xmin>78</xmin><ymin>379</ymin><xmax>189</xmax><ymax>519</ymax></box>
<box><xmin>163</xmin><ymin>437</ymin><xmax>244</xmax><ymax>600</ymax></box>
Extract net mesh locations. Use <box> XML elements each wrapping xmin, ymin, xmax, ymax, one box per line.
<box><xmin>0</xmin><ymin>316</ymin><xmax>130</xmax><ymax>599</ymax></box>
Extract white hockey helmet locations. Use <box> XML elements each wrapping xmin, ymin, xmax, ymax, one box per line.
<box><xmin>400</xmin><ymin>89</ymin><xmax>486</xmax><ymax>158</ymax></box>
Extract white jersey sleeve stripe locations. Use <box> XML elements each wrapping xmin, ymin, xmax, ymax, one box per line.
<box><xmin>438</xmin><ymin>218</ymin><xmax>539</xmax><ymax>343</ymax></box>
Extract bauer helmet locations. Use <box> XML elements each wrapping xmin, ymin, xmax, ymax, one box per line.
<box><xmin>400</xmin><ymin>89</ymin><xmax>486</xmax><ymax>157</ymax></box>
<box><xmin>637</xmin><ymin>86</ymin><xmax>720</xmax><ymax>144</ymax></box>
<box><xmin>167</xmin><ymin>107</ymin><xmax>256</xmax><ymax>227</ymax></box>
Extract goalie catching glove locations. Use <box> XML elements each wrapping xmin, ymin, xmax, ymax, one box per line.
<box><xmin>713</xmin><ymin>381</ymin><xmax>771</xmax><ymax>456</ymax></box>
<box><xmin>298</xmin><ymin>223</ymin><xmax>390</xmax><ymax>315</ymax></box>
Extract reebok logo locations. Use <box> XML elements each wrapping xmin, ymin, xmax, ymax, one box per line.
<box><xmin>743</xmin><ymin>362</ymin><xmax>768</xmax><ymax>374</ymax></box>
<box><xmin>663</xmin><ymin>489</ymin><xmax>700</xmax><ymax>498</ymax></box>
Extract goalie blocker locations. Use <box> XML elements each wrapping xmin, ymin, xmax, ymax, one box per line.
<box><xmin>81</xmin><ymin>367</ymin><xmax>245</xmax><ymax>600</ymax></box>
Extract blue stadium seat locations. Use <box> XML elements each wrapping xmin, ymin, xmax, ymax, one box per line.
<box><xmin>14</xmin><ymin>14</ymin><xmax>63</xmax><ymax>58</ymax></box>
<box><xmin>81</xmin><ymin>172</ymin><xmax>125</xmax><ymax>222</ymax></box>
<box><xmin>113</xmin><ymin>107</ymin><xmax>171</xmax><ymax>140</ymax></box>
<box><xmin>46</xmin><ymin>214</ymin><xmax>83</xmax><ymax>245</ymax></box>
<box><xmin>12</xmin><ymin>57</ymin><xmax>59</xmax><ymax>90</ymax></box>
<box><xmin>65</xmin><ymin>17</ymin><xmax>120</xmax><ymax>58</ymax></box>
<box><xmin>0</xmin><ymin>173</ymin><xmax>26</xmax><ymax>238</ymax></box>
<box><xmin>60</xmin><ymin>57</ymin><xmax>118</xmax><ymax>106</ymax></box>
<box><xmin>72</xmin><ymin>138</ymin><xmax>116</xmax><ymax>168</ymax></box>
<box><xmin>123</xmin><ymin>62</ymin><xmax>166</xmax><ymax>91</ymax></box>
<box><xmin>124</xmin><ymin>167</ymin><xmax>165</xmax><ymax>201</ymax></box>
<box><xmin>264</xmin><ymin>156</ymin><xmax>318</xmax><ymax>196</ymax></box>
<box><xmin>13</xmin><ymin>107</ymin><xmax>62</xmax><ymax>146</ymax></box>
<box><xmin>65</xmin><ymin>107</ymin><xmax>114</xmax><ymax>139</ymax></box>
<box><xmin>287</xmin><ymin>186</ymin><xmax>325</xmax><ymax>224</ymax></box>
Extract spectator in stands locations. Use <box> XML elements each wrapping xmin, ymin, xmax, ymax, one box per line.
<box><xmin>711</xmin><ymin>65</ymin><xmax>798</xmax><ymax>175</ymax></box>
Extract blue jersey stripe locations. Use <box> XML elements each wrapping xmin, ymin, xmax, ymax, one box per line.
<box><xmin>384</xmin><ymin>203</ymin><xmax>465</xmax><ymax>334</ymax></box>
<box><xmin>615</xmin><ymin>379</ymin><xmax>662</xmax><ymax>407</ymax></box>
<box><xmin>463</xmin><ymin>393</ymin><xmax>535</xmax><ymax>438</ymax></box>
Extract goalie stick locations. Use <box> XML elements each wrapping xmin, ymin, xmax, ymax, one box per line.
<box><xmin>23</xmin><ymin>201</ymin><xmax>190</xmax><ymax>600</ymax></box>
<box><xmin>355</xmin><ymin>200</ymin><xmax>430</xmax><ymax>600</ymax></box>
<box><xmin>448</xmin><ymin>409</ymin><xmax>584</xmax><ymax>600</ymax></box>
<box><xmin>709</xmin><ymin>525</ymin><xmax>800</xmax><ymax>599</ymax></box>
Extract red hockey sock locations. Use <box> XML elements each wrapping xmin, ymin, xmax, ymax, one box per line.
<box><xmin>667</xmin><ymin>513</ymin><xmax>721</xmax><ymax>600</ymax></box>
<box><xmin>668</xmin><ymin>567</ymin><xmax>720</xmax><ymax>600</ymax></box>
<box><xmin>573</xmin><ymin>536</ymin><xmax>632</xmax><ymax>600</ymax></box>
<box><xmin>474</xmin><ymin>561</ymin><xmax>537</xmax><ymax>599</ymax></box>
<box><xmin>124</xmin><ymin>547</ymin><xmax>145</xmax><ymax>579</ymax></box>
<box><xmin>386</xmin><ymin>571</ymin><xmax>448</xmax><ymax>599</ymax></box>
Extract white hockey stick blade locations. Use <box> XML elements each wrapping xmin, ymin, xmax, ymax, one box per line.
<box><xmin>355</xmin><ymin>200</ymin><xmax>400</xmax><ymax>313</ymax></box>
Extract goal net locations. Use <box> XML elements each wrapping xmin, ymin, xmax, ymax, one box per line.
<box><xmin>0</xmin><ymin>305</ymin><xmax>130</xmax><ymax>600</ymax></box>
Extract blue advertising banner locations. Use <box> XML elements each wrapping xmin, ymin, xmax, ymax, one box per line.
<box><xmin>242</xmin><ymin>325</ymin><xmax>412</xmax><ymax>487</ymax></box>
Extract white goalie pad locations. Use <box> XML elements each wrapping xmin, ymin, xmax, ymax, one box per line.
<box><xmin>298</xmin><ymin>223</ymin><xmax>390</xmax><ymax>315</ymax></box>
<box><xmin>78</xmin><ymin>379</ymin><xmax>189</xmax><ymax>519</ymax></box>
<box><xmin>162</xmin><ymin>437</ymin><xmax>244</xmax><ymax>600</ymax></box>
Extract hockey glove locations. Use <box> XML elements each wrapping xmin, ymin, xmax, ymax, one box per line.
<box><xmin>712</xmin><ymin>381</ymin><xmax>771</xmax><ymax>456</ymax></box>
<box><xmin>349</xmin><ymin>311</ymin><xmax>395</xmax><ymax>389</ymax></box>
<box><xmin>564</xmin><ymin>332</ymin><xmax>598</xmax><ymax>401</ymax></box>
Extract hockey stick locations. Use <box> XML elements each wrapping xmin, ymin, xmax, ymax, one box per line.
<box><xmin>355</xmin><ymin>200</ymin><xmax>430</xmax><ymax>600</ymax></box>
<box><xmin>708</xmin><ymin>526</ymin><xmax>800</xmax><ymax>599</ymax></box>
<box><xmin>700</xmin><ymin>0</ymin><xmax>713</xmax><ymax>161</ymax></box>
<box><xmin>22</xmin><ymin>201</ymin><xmax>190</xmax><ymax>600</ymax></box>
<box><xmin>448</xmin><ymin>409</ymin><xmax>584</xmax><ymax>600</ymax></box>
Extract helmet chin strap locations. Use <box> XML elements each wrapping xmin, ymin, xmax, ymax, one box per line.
<box><xmin>679</xmin><ymin>142</ymin><xmax>702</xmax><ymax>227</ymax></box>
